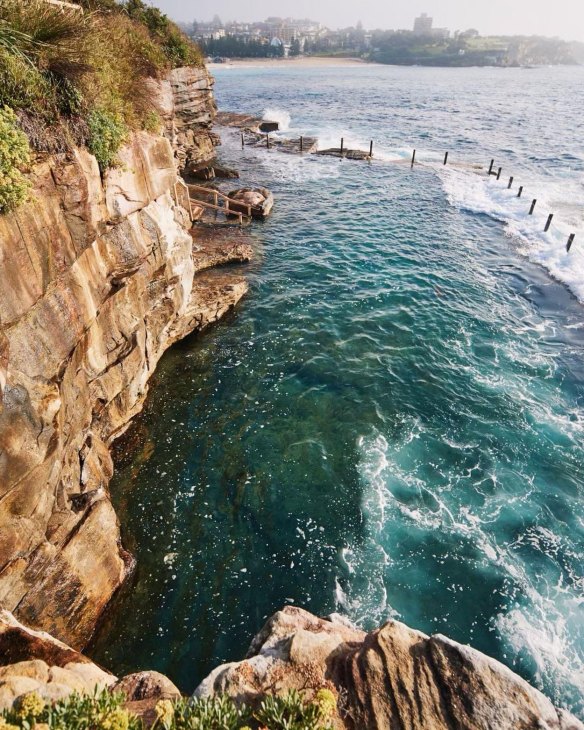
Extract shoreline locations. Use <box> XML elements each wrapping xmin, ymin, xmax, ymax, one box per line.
<box><xmin>208</xmin><ymin>56</ymin><xmax>374</xmax><ymax>69</ymax></box>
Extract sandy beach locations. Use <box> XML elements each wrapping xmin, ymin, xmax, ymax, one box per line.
<box><xmin>207</xmin><ymin>56</ymin><xmax>373</xmax><ymax>70</ymax></box>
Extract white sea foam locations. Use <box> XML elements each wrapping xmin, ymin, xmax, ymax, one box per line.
<box><xmin>496</xmin><ymin>599</ymin><xmax>584</xmax><ymax>715</ymax></box>
<box><xmin>262</xmin><ymin>107</ymin><xmax>291</xmax><ymax>131</ymax></box>
<box><xmin>346</xmin><ymin>426</ymin><xmax>584</xmax><ymax>713</ymax></box>
<box><xmin>438</xmin><ymin>166</ymin><xmax>584</xmax><ymax>302</ymax></box>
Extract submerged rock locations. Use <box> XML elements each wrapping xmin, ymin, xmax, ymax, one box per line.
<box><xmin>316</xmin><ymin>147</ymin><xmax>371</xmax><ymax>160</ymax></box>
<box><xmin>195</xmin><ymin>606</ymin><xmax>583</xmax><ymax>730</ymax></box>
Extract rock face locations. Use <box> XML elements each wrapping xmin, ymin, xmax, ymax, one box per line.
<box><xmin>0</xmin><ymin>610</ymin><xmax>115</xmax><ymax>707</ymax></box>
<box><xmin>149</xmin><ymin>66</ymin><xmax>218</xmax><ymax>174</ymax></box>
<box><xmin>196</xmin><ymin>606</ymin><xmax>583</xmax><ymax>730</ymax></box>
<box><xmin>0</xmin><ymin>610</ymin><xmax>181</xmax><ymax>725</ymax></box>
<box><xmin>0</xmin><ymin>120</ymin><xmax>249</xmax><ymax>646</ymax></box>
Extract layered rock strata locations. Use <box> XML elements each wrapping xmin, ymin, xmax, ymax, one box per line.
<box><xmin>196</xmin><ymin>606</ymin><xmax>583</xmax><ymax>730</ymax></box>
<box><xmin>0</xmin><ymin>126</ymin><xmax>250</xmax><ymax>648</ymax></box>
<box><xmin>149</xmin><ymin>66</ymin><xmax>218</xmax><ymax>174</ymax></box>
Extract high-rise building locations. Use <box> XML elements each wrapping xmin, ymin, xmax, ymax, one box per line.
<box><xmin>413</xmin><ymin>13</ymin><xmax>433</xmax><ymax>35</ymax></box>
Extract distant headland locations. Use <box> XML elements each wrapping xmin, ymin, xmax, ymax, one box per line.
<box><xmin>185</xmin><ymin>13</ymin><xmax>584</xmax><ymax>67</ymax></box>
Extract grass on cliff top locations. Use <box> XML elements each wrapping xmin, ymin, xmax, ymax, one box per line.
<box><xmin>0</xmin><ymin>0</ymin><xmax>202</xmax><ymax>164</ymax></box>
<box><xmin>0</xmin><ymin>688</ymin><xmax>337</xmax><ymax>730</ymax></box>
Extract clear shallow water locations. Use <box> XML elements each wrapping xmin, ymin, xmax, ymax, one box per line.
<box><xmin>93</xmin><ymin>65</ymin><xmax>584</xmax><ymax>716</ymax></box>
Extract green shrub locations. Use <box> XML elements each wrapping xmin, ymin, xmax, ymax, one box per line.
<box><xmin>0</xmin><ymin>688</ymin><xmax>335</xmax><ymax>730</ymax></box>
<box><xmin>254</xmin><ymin>690</ymin><xmax>334</xmax><ymax>730</ymax></box>
<box><xmin>123</xmin><ymin>0</ymin><xmax>203</xmax><ymax>67</ymax></box>
<box><xmin>0</xmin><ymin>689</ymin><xmax>142</xmax><ymax>730</ymax></box>
<box><xmin>0</xmin><ymin>105</ymin><xmax>31</xmax><ymax>212</ymax></box>
<box><xmin>142</xmin><ymin>110</ymin><xmax>162</xmax><ymax>133</ymax></box>
<box><xmin>87</xmin><ymin>108</ymin><xmax>127</xmax><ymax>170</ymax></box>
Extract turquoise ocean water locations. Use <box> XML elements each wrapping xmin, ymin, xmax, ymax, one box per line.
<box><xmin>93</xmin><ymin>64</ymin><xmax>584</xmax><ymax>716</ymax></box>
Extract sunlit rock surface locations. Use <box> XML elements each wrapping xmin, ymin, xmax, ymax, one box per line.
<box><xmin>196</xmin><ymin>606</ymin><xmax>584</xmax><ymax>730</ymax></box>
<box><xmin>0</xmin><ymin>113</ymin><xmax>248</xmax><ymax>648</ymax></box>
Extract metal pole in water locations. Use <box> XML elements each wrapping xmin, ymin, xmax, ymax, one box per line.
<box><xmin>267</xmin><ymin>134</ymin><xmax>270</xmax><ymax>150</ymax></box>
<box><xmin>444</xmin><ymin>151</ymin><xmax>449</xmax><ymax>165</ymax></box>
<box><xmin>567</xmin><ymin>233</ymin><xmax>575</xmax><ymax>252</ymax></box>
<box><xmin>241</xmin><ymin>131</ymin><xmax>244</xmax><ymax>149</ymax></box>
<box><xmin>370</xmin><ymin>140</ymin><xmax>374</xmax><ymax>157</ymax></box>
<box><xmin>488</xmin><ymin>159</ymin><xmax>494</xmax><ymax>175</ymax></box>
<box><xmin>508</xmin><ymin>176</ymin><xmax>513</xmax><ymax>189</ymax></box>
<box><xmin>544</xmin><ymin>214</ymin><xmax>554</xmax><ymax>232</ymax></box>
<box><xmin>517</xmin><ymin>186</ymin><xmax>523</xmax><ymax>198</ymax></box>
<box><xmin>300</xmin><ymin>136</ymin><xmax>303</xmax><ymax>153</ymax></box>
<box><xmin>529</xmin><ymin>199</ymin><xmax>537</xmax><ymax>215</ymax></box>
<box><xmin>411</xmin><ymin>149</ymin><xmax>416</xmax><ymax>167</ymax></box>
<box><xmin>497</xmin><ymin>167</ymin><xmax>502</xmax><ymax>180</ymax></box>
<box><xmin>340</xmin><ymin>137</ymin><xmax>344</xmax><ymax>155</ymax></box>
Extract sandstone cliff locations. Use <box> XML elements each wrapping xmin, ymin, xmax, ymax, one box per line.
<box><xmin>0</xmin><ymin>67</ymin><xmax>248</xmax><ymax>649</ymax></box>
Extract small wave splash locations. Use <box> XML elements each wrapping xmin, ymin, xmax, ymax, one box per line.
<box><xmin>262</xmin><ymin>107</ymin><xmax>291</xmax><ymax>131</ymax></box>
<box><xmin>439</xmin><ymin>167</ymin><xmax>584</xmax><ymax>302</ymax></box>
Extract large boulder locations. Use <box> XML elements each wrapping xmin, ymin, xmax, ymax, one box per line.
<box><xmin>195</xmin><ymin>606</ymin><xmax>583</xmax><ymax>730</ymax></box>
<box><xmin>227</xmin><ymin>187</ymin><xmax>274</xmax><ymax>219</ymax></box>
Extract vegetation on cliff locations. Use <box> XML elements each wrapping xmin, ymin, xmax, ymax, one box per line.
<box><xmin>0</xmin><ymin>689</ymin><xmax>337</xmax><ymax>730</ymax></box>
<box><xmin>0</xmin><ymin>0</ymin><xmax>202</xmax><ymax>185</ymax></box>
<box><xmin>0</xmin><ymin>106</ymin><xmax>31</xmax><ymax>212</ymax></box>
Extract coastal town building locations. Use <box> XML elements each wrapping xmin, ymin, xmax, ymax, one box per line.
<box><xmin>413</xmin><ymin>12</ymin><xmax>433</xmax><ymax>35</ymax></box>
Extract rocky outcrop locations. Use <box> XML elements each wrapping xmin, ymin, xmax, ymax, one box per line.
<box><xmin>0</xmin><ymin>610</ymin><xmax>115</xmax><ymax>707</ymax></box>
<box><xmin>228</xmin><ymin>187</ymin><xmax>275</xmax><ymax>218</ymax></box>
<box><xmin>0</xmin><ymin>127</ymin><xmax>249</xmax><ymax>648</ymax></box>
<box><xmin>196</xmin><ymin>606</ymin><xmax>583</xmax><ymax>730</ymax></box>
<box><xmin>149</xmin><ymin>66</ymin><xmax>218</xmax><ymax>174</ymax></box>
<box><xmin>0</xmin><ymin>610</ymin><xmax>180</xmax><ymax>724</ymax></box>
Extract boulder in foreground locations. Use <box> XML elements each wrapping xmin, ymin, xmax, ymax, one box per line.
<box><xmin>195</xmin><ymin>606</ymin><xmax>583</xmax><ymax>730</ymax></box>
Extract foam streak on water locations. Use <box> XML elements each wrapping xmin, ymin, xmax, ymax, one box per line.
<box><xmin>94</xmin><ymin>65</ymin><xmax>584</xmax><ymax>718</ymax></box>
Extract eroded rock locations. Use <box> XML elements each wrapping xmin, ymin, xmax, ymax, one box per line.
<box><xmin>0</xmin><ymin>124</ymin><xmax>250</xmax><ymax>648</ymax></box>
<box><xmin>228</xmin><ymin>187</ymin><xmax>274</xmax><ymax>219</ymax></box>
<box><xmin>0</xmin><ymin>611</ymin><xmax>115</xmax><ymax>709</ymax></box>
<box><xmin>195</xmin><ymin>606</ymin><xmax>583</xmax><ymax>730</ymax></box>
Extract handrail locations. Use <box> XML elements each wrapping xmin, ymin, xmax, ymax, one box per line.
<box><xmin>189</xmin><ymin>196</ymin><xmax>245</xmax><ymax>225</ymax></box>
<box><xmin>174</xmin><ymin>179</ymin><xmax>193</xmax><ymax>220</ymax></box>
<box><xmin>187</xmin><ymin>184</ymin><xmax>253</xmax><ymax>217</ymax></box>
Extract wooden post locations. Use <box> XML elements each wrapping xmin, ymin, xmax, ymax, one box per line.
<box><xmin>241</xmin><ymin>131</ymin><xmax>244</xmax><ymax>149</ymax></box>
<box><xmin>266</xmin><ymin>134</ymin><xmax>270</xmax><ymax>150</ymax></box>
<box><xmin>517</xmin><ymin>186</ymin><xmax>523</xmax><ymax>198</ymax></box>
<box><xmin>508</xmin><ymin>176</ymin><xmax>513</xmax><ymax>189</ymax></box>
<box><xmin>411</xmin><ymin>149</ymin><xmax>416</xmax><ymax>167</ymax></box>
<box><xmin>300</xmin><ymin>136</ymin><xmax>303</xmax><ymax>153</ymax></box>
<box><xmin>544</xmin><ymin>214</ymin><xmax>553</xmax><ymax>232</ymax></box>
<box><xmin>496</xmin><ymin>167</ymin><xmax>502</xmax><ymax>180</ymax></box>
<box><xmin>529</xmin><ymin>199</ymin><xmax>537</xmax><ymax>215</ymax></box>
<box><xmin>488</xmin><ymin>159</ymin><xmax>494</xmax><ymax>175</ymax></box>
<box><xmin>444</xmin><ymin>151</ymin><xmax>449</xmax><ymax>165</ymax></box>
<box><xmin>340</xmin><ymin>137</ymin><xmax>344</xmax><ymax>155</ymax></box>
<box><xmin>369</xmin><ymin>140</ymin><xmax>374</xmax><ymax>157</ymax></box>
<box><xmin>567</xmin><ymin>233</ymin><xmax>575</xmax><ymax>252</ymax></box>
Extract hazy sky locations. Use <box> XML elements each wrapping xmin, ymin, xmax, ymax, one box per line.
<box><xmin>156</xmin><ymin>0</ymin><xmax>584</xmax><ymax>42</ymax></box>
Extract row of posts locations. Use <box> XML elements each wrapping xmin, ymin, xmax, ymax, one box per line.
<box><xmin>241</xmin><ymin>131</ymin><xmax>375</xmax><ymax>158</ymax></box>
<box><xmin>240</xmin><ymin>130</ymin><xmax>576</xmax><ymax>253</ymax></box>
<box><xmin>485</xmin><ymin>158</ymin><xmax>576</xmax><ymax>251</ymax></box>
